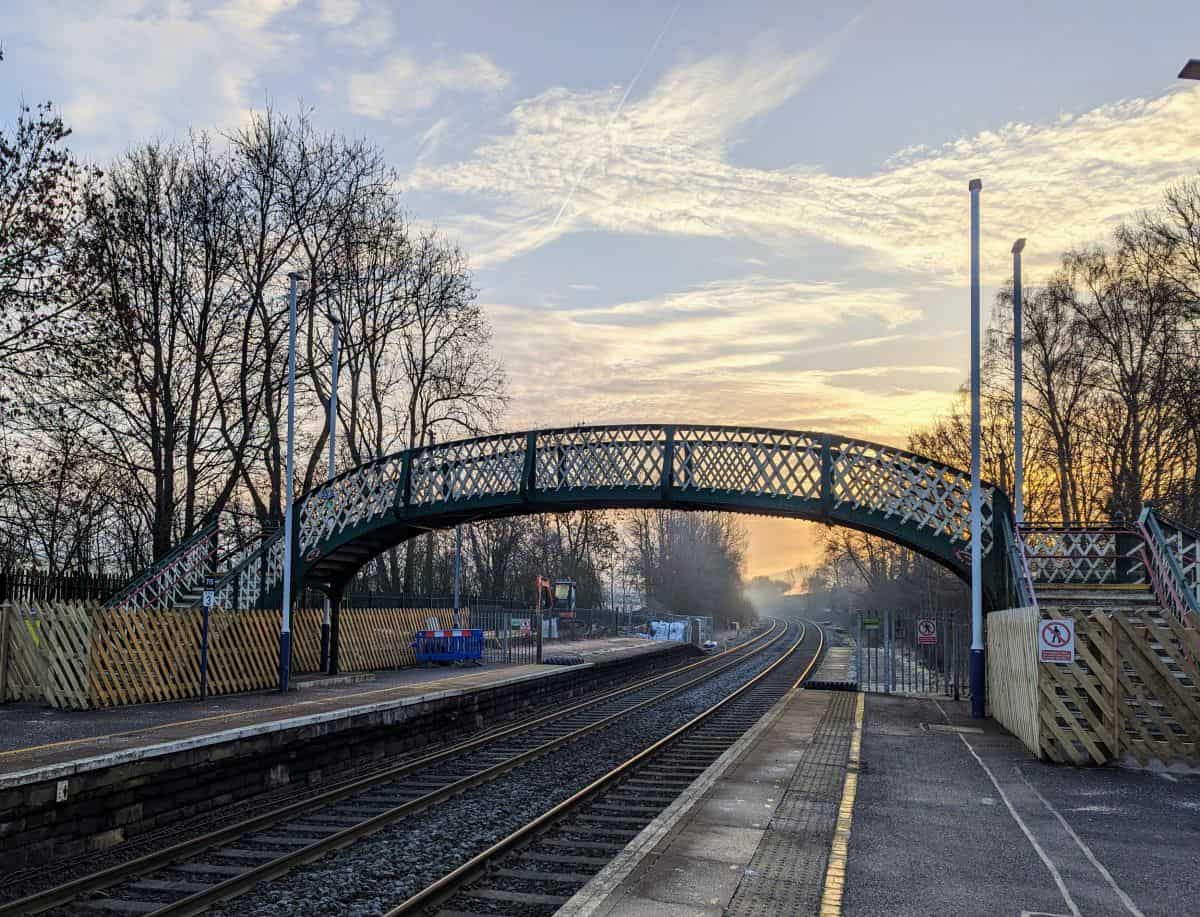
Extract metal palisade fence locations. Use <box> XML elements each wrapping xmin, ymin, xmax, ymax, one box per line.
<box><xmin>854</xmin><ymin>609</ymin><xmax>971</xmax><ymax>698</ymax></box>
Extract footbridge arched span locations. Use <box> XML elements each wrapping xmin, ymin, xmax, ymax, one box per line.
<box><xmin>218</xmin><ymin>424</ymin><xmax>1019</xmax><ymax>610</ymax></box>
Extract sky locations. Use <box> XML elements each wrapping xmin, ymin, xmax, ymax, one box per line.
<box><xmin>4</xmin><ymin>0</ymin><xmax>1200</xmax><ymax>579</ymax></box>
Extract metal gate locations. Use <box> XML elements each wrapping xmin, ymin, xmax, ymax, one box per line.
<box><xmin>465</xmin><ymin>605</ymin><xmax>540</xmax><ymax>665</ymax></box>
<box><xmin>854</xmin><ymin>609</ymin><xmax>970</xmax><ymax>698</ymax></box>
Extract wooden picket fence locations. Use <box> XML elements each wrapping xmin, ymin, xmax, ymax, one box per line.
<box><xmin>988</xmin><ymin>605</ymin><xmax>1200</xmax><ymax>767</ymax></box>
<box><xmin>0</xmin><ymin>602</ymin><xmax>462</xmax><ymax>710</ymax></box>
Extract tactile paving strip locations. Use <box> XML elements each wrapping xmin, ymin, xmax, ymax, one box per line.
<box><xmin>725</xmin><ymin>690</ymin><xmax>857</xmax><ymax>917</ymax></box>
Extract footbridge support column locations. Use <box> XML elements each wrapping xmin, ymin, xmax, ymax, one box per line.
<box><xmin>328</xmin><ymin>591</ymin><xmax>343</xmax><ymax>676</ymax></box>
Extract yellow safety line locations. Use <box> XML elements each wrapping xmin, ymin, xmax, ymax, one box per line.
<box><xmin>819</xmin><ymin>689</ymin><xmax>865</xmax><ymax>917</ymax></box>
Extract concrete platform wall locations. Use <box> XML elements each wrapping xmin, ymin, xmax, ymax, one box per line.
<box><xmin>0</xmin><ymin>644</ymin><xmax>698</xmax><ymax>868</ymax></box>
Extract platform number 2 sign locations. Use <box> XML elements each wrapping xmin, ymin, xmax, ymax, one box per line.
<box><xmin>1038</xmin><ymin>618</ymin><xmax>1075</xmax><ymax>664</ymax></box>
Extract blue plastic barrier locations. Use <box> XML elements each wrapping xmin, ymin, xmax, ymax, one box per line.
<box><xmin>412</xmin><ymin>628</ymin><xmax>484</xmax><ymax>666</ymax></box>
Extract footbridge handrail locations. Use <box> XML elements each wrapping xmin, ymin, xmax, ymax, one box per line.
<box><xmin>1138</xmin><ymin>505</ymin><xmax>1200</xmax><ymax>625</ymax></box>
<box><xmin>104</xmin><ymin>518</ymin><xmax>218</xmax><ymax>610</ymax></box>
<box><xmin>165</xmin><ymin>424</ymin><xmax>1015</xmax><ymax>610</ymax></box>
<box><xmin>296</xmin><ymin>423</ymin><xmax>999</xmax><ymax>559</ymax></box>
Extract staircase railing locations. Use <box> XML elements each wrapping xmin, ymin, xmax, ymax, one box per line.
<box><xmin>1007</xmin><ymin>519</ymin><xmax>1038</xmax><ymax>611</ymax></box>
<box><xmin>1018</xmin><ymin>524</ymin><xmax>1144</xmax><ymax>586</ymax></box>
<box><xmin>204</xmin><ymin>528</ymin><xmax>284</xmax><ymax>609</ymax></box>
<box><xmin>1137</xmin><ymin>505</ymin><xmax>1200</xmax><ymax>626</ymax></box>
<box><xmin>104</xmin><ymin>518</ymin><xmax>218</xmax><ymax>609</ymax></box>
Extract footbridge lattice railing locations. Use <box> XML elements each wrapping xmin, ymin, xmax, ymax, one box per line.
<box><xmin>202</xmin><ymin>426</ymin><xmax>1010</xmax><ymax>609</ymax></box>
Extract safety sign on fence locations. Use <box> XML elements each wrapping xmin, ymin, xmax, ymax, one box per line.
<box><xmin>1038</xmin><ymin>617</ymin><xmax>1075</xmax><ymax>664</ymax></box>
<box><xmin>917</xmin><ymin>619</ymin><xmax>937</xmax><ymax>645</ymax></box>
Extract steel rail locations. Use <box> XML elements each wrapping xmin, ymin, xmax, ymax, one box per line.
<box><xmin>1</xmin><ymin>621</ymin><xmax>785</xmax><ymax>916</ymax></box>
<box><xmin>145</xmin><ymin>620</ymin><xmax>793</xmax><ymax>917</ymax></box>
<box><xmin>384</xmin><ymin>620</ymin><xmax>823</xmax><ymax>917</ymax></box>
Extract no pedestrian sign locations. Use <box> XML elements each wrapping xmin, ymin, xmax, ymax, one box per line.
<box><xmin>917</xmin><ymin>619</ymin><xmax>937</xmax><ymax>645</ymax></box>
<box><xmin>1038</xmin><ymin>618</ymin><xmax>1075</xmax><ymax>664</ymax></box>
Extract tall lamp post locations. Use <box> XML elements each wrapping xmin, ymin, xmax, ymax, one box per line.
<box><xmin>321</xmin><ymin>315</ymin><xmax>340</xmax><ymax>673</ymax></box>
<box><xmin>280</xmin><ymin>271</ymin><xmax>303</xmax><ymax>692</ymax></box>
<box><xmin>1012</xmin><ymin>238</ymin><xmax>1026</xmax><ymax>529</ymax></box>
<box><xmin>968</xmin><ymin>179</ymin><xmax>985</xmax><ymax>719</ymax></box>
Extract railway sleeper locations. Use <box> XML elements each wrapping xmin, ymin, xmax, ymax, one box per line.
<box><xmin>493</xmin><ymin>868</ymin><xmax>595</xmax><ymax>883</ymax></box>
<box><xmin>458</xmin><ymin>888</ymin><xmax>570</xmax><ymax>906</ymax></box>
<box><xmin>80</xmin><ymin>900</ymin><xmax>162</xmax><ymax>914</ymax></box>
<box><xmin>518</xmin><ymin>852</ymin><xmax>611</xmax><ymax>866</ymax></box>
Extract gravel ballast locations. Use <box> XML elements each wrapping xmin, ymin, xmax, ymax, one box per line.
<box><xmin>204</xmin><ymin>628</ymin><xmax>798</xmax><ymax>917</ymax></box>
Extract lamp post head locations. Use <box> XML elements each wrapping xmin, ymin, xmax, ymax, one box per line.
<box><xmin>968</xmin><ymin>178</ymin><xmax>982</xmax><ymax>191</ymax></box>
<box><xmin>1179</xmin><ymin>59</ymin><xmax>1200</xmax><ymax>80</ymax></box>
<box><xmin>1012</xmin><ymin>238</ymin><xmax>1026</xmax><ymax>255</ymax></box>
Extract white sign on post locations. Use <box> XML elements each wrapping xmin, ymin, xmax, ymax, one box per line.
<box><xmin>202</xmin><ymin>577</ymin><xmax>216</xmax><ymax>609</ymax></box>
<box><xmin>1038</xmin><ymin>618</ymin><xmax>1075</xmax><ymax>664</ymax></box>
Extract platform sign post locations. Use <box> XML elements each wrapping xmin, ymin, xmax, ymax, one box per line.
<box><xmin>855</xmin><ymin>611</ymin><xmax>863</xmax><ymax>690</ymax></box>
<box><xmin>200</xmin><ymin>576</ymin><xmax>215</xmax><ymax>700</ymax></box>
<box><xmin>1038</xmin><ymin>617</ymin><xmax>1075</xmax><ymax>664</ymax></box>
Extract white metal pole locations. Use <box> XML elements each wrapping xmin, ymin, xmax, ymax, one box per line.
<box><xmin>328</xmin><ymin>317</ymin><xmax>340</xmax><ymax>480</ymax></box>
<box><xmin>969</xmin><ymin>179</ymin><xmax>985</xmax><ymax>718</ymax></box>
<box><xmin>1012</xmin><ymin>239</ymin><xmax>1026</xmax><ymax>528</ymax></box>
<box><xmin>322</xmin><ymin>317</ymin><xmax>340</xmax><ymax>672</ymax></box>
<box><xmin>280</xmin><ymin>272</ymin><xmax>300</xmax><ymax>692</ymax></box>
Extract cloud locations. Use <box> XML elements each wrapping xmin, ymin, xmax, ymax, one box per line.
<box><xmin>570</xmin><ymin>278</ymin><xmax>920</xmax><ymax>331</ymax></box>
<box><xmin>33</xmin><ymin>0</ymin><xmax>301</xmax><ymax>150</ymax></box>
<box><xmin>346</xmin><ymin>51</ymin><xmax>510</xmax><ymax>120</ymax></box>
<box><xmin>410</xmin><ymin>36</ymin><xmax>1200</xmax><ymax>275</ymax></box>
<box><xmin>317</xmin><ymin>0</ymin><xmax>360</xmax><ymax>26</ymax></box>
<box><xmin>484</xmin><ymin>277</ymin><xmax>944</xmax><ymax>445</ymax></box>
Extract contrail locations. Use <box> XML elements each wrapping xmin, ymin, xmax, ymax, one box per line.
<box><xmin>548</xmin><ymin>0</ymin><xmax>682</xmax><ymax>233</ymax></box>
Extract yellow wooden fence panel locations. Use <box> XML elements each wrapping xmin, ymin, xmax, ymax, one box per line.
<box><xmin>986</xmin><ymin>606</ymin><xmax>1041</xmax><ymax>757</ymax></box>
<box><xmin>0</xmin><ymin>602</ymin><xmax>471</xmax><ymax>709</ymax></box>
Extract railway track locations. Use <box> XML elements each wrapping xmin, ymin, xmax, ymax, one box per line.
<box><xmin>391</xmin><ymin>619</ymin><xmax>824</xmax><ymax>917</ymax></box>
<box><xmin>1</xmin><ymin>620</ymin><xmax>796</xmax><ymax>916</ymax></box>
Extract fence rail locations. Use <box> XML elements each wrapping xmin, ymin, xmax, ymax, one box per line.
<box><xmin>0</xmin><ymin>570</ymin><xmax>127</xmax><ymax>604</ymax></box>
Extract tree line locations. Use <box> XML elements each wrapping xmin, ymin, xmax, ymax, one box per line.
<box><xmin>805</xmin><ymin>174</ymin><xmax>1200</xmax><ymax>612</ymax></box>
<box><xmin>0</xmin><ymin>85</ymin><xmax>755</xmax><ymax>622</ymax></box>
<box><xmin>1</xmin><ymin>101</ymin><xmax>503</xmax><ymax>581</ymax></box>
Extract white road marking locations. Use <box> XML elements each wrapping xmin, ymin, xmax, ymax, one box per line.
<box><xmin>1016</xmin><ymin>768</ymin><xmax>1147</xmax><ymax>917</ymax></box>
<box><xmin>933</xmin><ymin>701</ymin><xmax>1081</xmax><ymax>917</ymax></box>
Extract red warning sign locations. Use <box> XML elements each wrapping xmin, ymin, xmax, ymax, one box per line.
<box><xmin>917</xmin><ymin>619</ymin><xmax>937</xmax><ymax>645</ymax></box>
<box><xmin>1038</xmin><ymin>618</ymin><xmax>1075</xmax><ymax>664</ymax></box>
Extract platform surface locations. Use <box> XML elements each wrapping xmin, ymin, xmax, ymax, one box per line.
<box><xmin>0</xmin><ymin>635</ymin><xmax>679</xmax><ymax>784</ymax></box>
<box><xmin>565</xmin><ymin>630</ymin><xmax>1200</xmax><ymax>917</ymax></box>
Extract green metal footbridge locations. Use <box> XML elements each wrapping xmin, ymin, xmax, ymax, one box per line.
<box><xmin>109</xmin><ymin>425</ymin><xmax>1025</xmax><ymax>615</ymax></box>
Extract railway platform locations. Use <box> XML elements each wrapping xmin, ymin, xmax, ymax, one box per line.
<box><xmin>0</xmin><ymin>634</ymin><xmax>697</xmax><ymax>868</ymax></box>
<box><xmin>563</xmin><ymin>639</ymin><xmax>1200</xmax><ymax>917</ymax></box>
